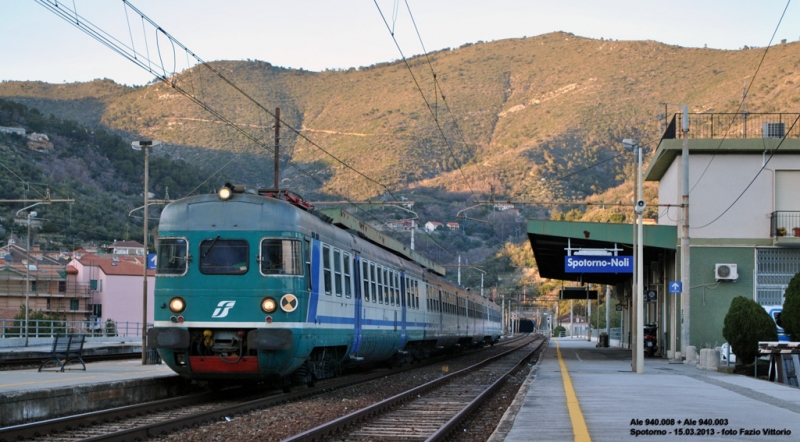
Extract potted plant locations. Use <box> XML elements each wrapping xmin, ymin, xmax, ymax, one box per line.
<box><xmin>794</xmin><ymin>227</ymin><xmax>800</xmax><ymax>237</ymax></box>
<box><xmin>777</xmin><ymin>227</ymin><xmax>787</xmax><ymax>236</ymax></box>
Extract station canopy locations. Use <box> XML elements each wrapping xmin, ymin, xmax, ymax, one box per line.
<box><xmin>526</xmin><ymin>220</ymin><xmax>677</xmax><ymax>286</ymax></box>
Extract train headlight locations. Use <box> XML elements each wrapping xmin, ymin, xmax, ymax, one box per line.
<box><xmin>168</xmin><ymin>297</ymin><xmax>186</xmax><ymax>313</ymax></box>
<box><xmin>261</xmin><ymin>297</ymin><xmax>277</xmax><ymax>313</ymax></box>
<box><xmin>219</xmin><ymin>186</ymin><xmax>232</xmax><ymax>200</ymax></box>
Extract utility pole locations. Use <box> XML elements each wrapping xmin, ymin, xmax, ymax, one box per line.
<box><xmin>681</xmin><ymin>106</ymin><xmax>691</xmax><ymax>359</ymax></box>
<box><xmin>274</xmin><ymin>108</ymin><xmax>280</xmax><ymax>190</ymax></box>
<box><xmin>9</xmin><ymin>190</ymin><xmax>75</xmax><ymax>347</ymax></box>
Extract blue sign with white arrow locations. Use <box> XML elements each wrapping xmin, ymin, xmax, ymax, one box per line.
<box><xmin>669</xmin><ymin>281</ymin><xmax>682</xmax><ymax>294</ymax></box>
<box><xmin>147</xmin><ymin>253</ymin><xmax>157</xmax><ymax>270</ymax></box>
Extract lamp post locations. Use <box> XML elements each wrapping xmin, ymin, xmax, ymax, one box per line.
<box><xmin>132</xmin><ymin>140</ymin><xmax>161</xmax><ymax>365</ymax></box>
<box><xmin>16</xmin><ymin>203</ymin><xmax>43</xmax><ymax>347</ymax></box>
<box><xmin>623</xmin><ymin>138</ymin><xmax>645</xmax><ymax>373</ymax></box>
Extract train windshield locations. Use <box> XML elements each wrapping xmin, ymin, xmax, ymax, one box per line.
<box><xmin>156</xmin><ymin>238</ymin><xmax>188</xmax><ymax>276</ymax></box>
<box><xmin>260</xmin><ymin>238</ymin><xmax>303</xmax><ymax>275</ymax></box>
<box><xmin>199</xmin><ymin>238</ymin><xmax>249</xmax><ymax>275</ymax></box>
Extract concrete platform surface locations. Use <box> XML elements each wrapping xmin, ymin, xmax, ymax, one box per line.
<box><xmin>496</xmin><ymin>338</ymin><xmax>800</xmax><ymax>442</ymax></box>
<box><xmin>0</xmin><ymin>359</ymin><xmax>176</xmax><ymax>395</ymax></box>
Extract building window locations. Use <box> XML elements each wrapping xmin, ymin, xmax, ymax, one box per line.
<box><xmin>70</xmin><ymin>299</ymin><xmax>79</xmax><ymax>311</ymax></box>
<box><xmin>90</xmin><ymin>279</ymin><xmax>98</xmax><ymax>290</ymax></box>
<box><xmin>58</xmin><ymin>281</ymin><xmax>66</xmax><ymax>293</ymax></box>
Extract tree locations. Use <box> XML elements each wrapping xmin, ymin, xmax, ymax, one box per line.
<box><xmin>780</xmin><ymin>272</ymin><xmax>800</xmax><ymax>340</ymax></box>
<box><xmin>722</xmin><ymin>296</ymin><xmax>777</xmax><ymax>366</ymax></box>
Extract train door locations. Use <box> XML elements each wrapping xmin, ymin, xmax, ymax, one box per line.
<box><xmin>351</xmin><ymin>254</ymin><xmax>363</xmax><ymax>355</ymax></box>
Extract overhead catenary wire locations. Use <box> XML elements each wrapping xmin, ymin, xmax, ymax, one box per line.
<box><xmin>688</xmin><ymin>0</ymin><xmax>790</xmax><ymax>194</ymax></box>
<box><xmin>373</xmin><ymin>0</ymin><xmax>481</xmax><ymax>203</ymax></box>
<box><xmin>34</xmin><ymin>1</ymin><xmax>427</xmax><ymax>236</ymax></box>
<box><xmin>35</xmin><ymin>0</ymin><xmax>400</xmax><ymax>206</ymax></box>
<box><xmin>399</xmin><ymin>0</ymin><xmax>492</xmax><ymax>193</ymax></box>
<box><xmin>692</xmin><ymin>114</ymin><xmax>799</xmax><ymax>230</ymax></box>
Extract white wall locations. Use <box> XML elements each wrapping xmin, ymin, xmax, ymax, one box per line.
<box><xmin>657</xmin><ymin>153</ymin><xmax>800</xmax><ymax>239</ymax></box>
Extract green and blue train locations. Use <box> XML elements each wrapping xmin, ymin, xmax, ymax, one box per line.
<box><xmin>148</xmin><ymin>184</ymin><xmax>502</xmax><ymax>386</ymax></box>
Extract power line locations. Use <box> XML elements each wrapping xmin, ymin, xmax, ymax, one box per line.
<box><xmin>688</xmin><ymin>0</ymin><xmax>790</xmax><ymax>194</ymax></box>
<box><xmin>373</xmin><ymin>0</ymin><xmax>481</xmax><ymax>203</ymax></box>
<box><xmin>35</xmin><ymin>0</ymin><xmax>400</xmax><ymax>206</ymax></box>
<box><xmin>692</xmin><ymin>114</ymin><xmax>799</xmax><ymax>229</ymax></box>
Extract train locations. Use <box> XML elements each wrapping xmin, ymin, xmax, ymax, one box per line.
<box><xmin>148</xmin><ymin>184</ymin><xmax>502</xmax><ymax>387</ymax></box>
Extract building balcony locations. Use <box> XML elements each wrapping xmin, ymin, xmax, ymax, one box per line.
<box><xmin>663</xmin><ymin>113</ymin><xmax>800</xmax><ymax>139</ymax></box>
<box><xmin>771</xmin><ymin>211</ymin><xmax>800</xmax><ymax>246</ymax></box>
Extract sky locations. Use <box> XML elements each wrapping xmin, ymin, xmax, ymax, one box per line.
<box><xmin>1</xmin><ymin>0</ymin><xmax>799</xmax><ymax>87</ymax></box>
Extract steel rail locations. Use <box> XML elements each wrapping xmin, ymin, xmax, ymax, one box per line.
<box><xmin>283</xmin><ymin>335</ymin><xmax>544</xmax><ymax>442</ymax></box>
<box><xmin>0</xmin><ymin>338</ymin><xmax>522</xmax><ymax>441</ymax></box>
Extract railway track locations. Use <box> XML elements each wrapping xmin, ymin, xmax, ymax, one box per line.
<box><xmin>285</xmin><ymin>335</ymin><xmax>546</xmax><ymax>442</ymax></box>
<box><xmin>0</xmin><ymin>335</ymin><xmax>532</xmax><ymax>442</ymax></box>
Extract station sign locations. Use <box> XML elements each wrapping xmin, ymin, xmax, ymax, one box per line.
<box><xmin>564</xmin><ymin>256</ymin><xmax>633</xmax><ymax>273</ymax></box>
<box><xmin>147</xmin><ymin>253</ymin><xmax>157</xmax><ymax>270</ymax></box>
<box><xmin>669</xmin><ymin>281</ymin><xmax>682</xmax><ymax>294</ymax></box>
<box><xmin>645</xmin><ymin>290</ymin><xmax>657</xmax><ymax>302</ymax></box>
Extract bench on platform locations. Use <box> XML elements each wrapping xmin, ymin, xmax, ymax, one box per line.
<box><xmin>38</xmin><ymin>333</ymin><xmax>87</xmax><ymax>372</ymax></box>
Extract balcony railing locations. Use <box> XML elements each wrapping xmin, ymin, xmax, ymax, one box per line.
<box><xmin>771</xmin><ymin>211</ymin><xmax>800</xmax><ymax>238</ymax></box>
<box><xmin>663</xmin><ymin>113</ymin><xmax>800</xmax><ymax>139</ymax></box>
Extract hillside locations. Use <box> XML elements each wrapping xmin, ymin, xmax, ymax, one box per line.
<box><xmin>2</xmin><ymin>32</ymin><xmax>799</xmax><ymax>292</ymax></box>
<box><xmin>4</xmin><ymin>32</ymin><xmax>799</xmax><ymax>204</ymax></box>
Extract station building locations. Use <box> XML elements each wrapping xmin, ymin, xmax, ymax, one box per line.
<box><xmin>527</xmin><ymin>112</ymin><xmax>800</xmax><ymax>356</ymax></box>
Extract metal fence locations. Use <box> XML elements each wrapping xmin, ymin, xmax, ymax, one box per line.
<box><xmin>664</xmin><ymin>113</ymin><xmax>800</xmax><ymax>139</ymax></box>
<box><xmin>771</xmin><ymin>211</ymin><xmax>800</xmax><ymax>237</ymax></box>
<box><xmin>0</xmin><ymin>319</ymin><xmax>146</xmax><ymax>338</ymax></box>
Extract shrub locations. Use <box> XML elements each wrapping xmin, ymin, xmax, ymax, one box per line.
<box><xmin>781</xmin><ymin>272</ymin><xmax>800</xmax><ymax>340</ymax></box>
<box><xmin>722</xmin><ymin>296</ymin><xmax>777</xmax><ymax>365</ymax></box>
<box><xmin>553</xmin><ymin>325</ymin><xmax>566</xmax><ymax>337</ymax></box>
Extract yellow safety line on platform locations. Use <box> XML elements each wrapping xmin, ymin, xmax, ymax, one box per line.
<box><xmin>555</xmin><ymin>339</ymin><xmax>591</xmax><ymax>442</ymax></box>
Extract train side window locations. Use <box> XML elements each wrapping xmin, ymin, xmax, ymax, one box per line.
<box><xmin>415</xmin><ymin>281</ymin><xmax>419</xmax><ymax>309</ymax></box>
<box><xmin>389</xmin><ymin>271</ymin><xmax>395</xmax><ymax>306</ymax></box>
<box><xmin>376</xmin><ymin>266</ymin><xmax>384</xmax><ymax>304</ymax></box>
<box><xmin>333</xmin><ymin>249</ymin><xmax>343</xmax><ymax>297</ymax></box>
<box><xmin>259</xmin><ymin>238</ymin><xmax>303</xmax><ymax>276</ymax></box>
<box><xmin>322</xmin><ymin>245</ymin><xmax>332</xmax><ymax>295</ymax></box>
<box><xmin>156</xmin><ymin>237</ymin><xmax>188</xmax><ymax>276</ymax></box>
<box><xmin>394</xmin><ymin>272</ymin><xmax>400</xmax><ymax>306</ymax></box>
<box><xmin>343</xmin><ymin>253</ymin><xmax>352</xmax><ymax>298</ymax></box>
<box><xmin>383</xmin><ymin>268</ymin><xmax>389</xmax><ymax>304</ymax></box>
<box><xmin>370</xmin><ymin>263</ymin><xmax>377</xmax><ymax>303</ymax></box>
<box><xmin>362</xmin><ymin>261</ymin><xmax>370</xmax><ymax>301</ymax></box>
<box><xmin>199</xmin><ymin>238</ymin><xmax>248</xmax><ymax>275</ymax></box>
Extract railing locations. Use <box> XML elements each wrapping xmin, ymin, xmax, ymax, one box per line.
<box><xmin>663</xmin><ymin>113</ymin><xmax>800</xmax><ymax>139</ymax></box>
<box><xmin>0</xmin><ymin>319</ymin><xmax>147</xmax><ymax>338</ymax></box>
<box><xmin>771</xmin><ymin>211</ymin><xmax>800</xmax><ymax>237</ymax></box>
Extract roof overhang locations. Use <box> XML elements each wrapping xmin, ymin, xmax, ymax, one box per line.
<box><xmin>527</xmin><ymin>220</ymin><xmax>677</xmax><ymax>285</ymax></box>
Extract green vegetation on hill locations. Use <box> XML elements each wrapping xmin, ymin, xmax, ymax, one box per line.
<box><xmin>4</xmin><ymin>33</ymin><xmax>799</xmax><ymax>202</ymax></box>
<box><xmin>0</xmin><ymin>99</ymin><xmax>216</xmax><ymax>249</ymax></box>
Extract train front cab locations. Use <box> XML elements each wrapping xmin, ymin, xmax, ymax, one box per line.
<box><xmin>150</xmin><ymin>231</ymin><xmax>310</xmax><ymax>382</ymax></box>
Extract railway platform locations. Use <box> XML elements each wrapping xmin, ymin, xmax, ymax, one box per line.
<box><xmin>0</xmin><ymin>340</ymin><xmax>181</xmax><ymax>427</ymax></box>
<box><xmin>493</xmin><ymin>337</ymin><xmax>800</xmax><ymax>441</ymax></box>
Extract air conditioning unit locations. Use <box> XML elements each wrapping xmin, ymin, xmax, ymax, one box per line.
<box><xmin>715</xmin><ymin>263</ymin><xmax>738</xmax><ymax>281</ymax></box>
<box><xmin>763</xmin><ymin>122</ymin><xmax>785</xmax><ymax>138</ymax></box>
